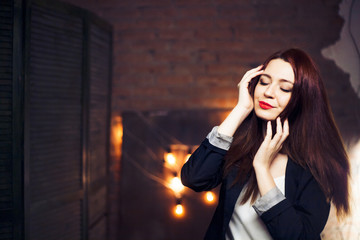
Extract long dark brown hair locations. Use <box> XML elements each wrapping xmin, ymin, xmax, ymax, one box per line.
<box><xmin>224</xmin><ymin>48</ymin><xmax>351</xmax><ymax>218</ymax></box>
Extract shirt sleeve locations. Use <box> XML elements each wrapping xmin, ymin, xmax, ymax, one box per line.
<box><xmin>252</xmin><ymin>187</ymin><xmax>286</xmax><ymax>216</ymax></box>
<box><xmin>206</xmin><ymin>126</ymin><xmax>233</xmax><ymax>150</ymax></box>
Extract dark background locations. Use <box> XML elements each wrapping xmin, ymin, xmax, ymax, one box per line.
<box><xmin>1</xmin><ymin>0</ymin><xmax>359</xmax><ymax>239</ymax></box>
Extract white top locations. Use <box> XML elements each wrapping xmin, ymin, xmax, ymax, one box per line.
<box><xmin>226</xmin><ymin>176</ymin><xmax>286</xmax><ymax>240</ymax></box>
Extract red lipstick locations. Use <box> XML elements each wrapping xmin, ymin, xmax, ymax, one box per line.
<box><xmin>259</xmin><ymin>101</ymin><xmax>273</xmax><ymax>109</ymax></box>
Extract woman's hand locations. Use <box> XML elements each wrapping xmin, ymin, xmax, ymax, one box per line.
<box><xmin>253</xmin><ymin>117</ymin><xmax>289</xmax><ymax>196</ymax></box>
<box><xmin>237</xmin><ymin>65</ymin><xmax>264</xmax><ymax>112</ymax></box>
<box><xmin>217</xmin><ymin>65</ymin><xmax>264</xmax><ymax>137</ymax></box>
<box><xmin>253</xmin><ymin>118</ymin><xmax>289</xmax><ymax>171</ymax></box>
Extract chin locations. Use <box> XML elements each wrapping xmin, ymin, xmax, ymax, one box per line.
<box><xmin>254</xmin><ymin>109</ymin><xmax>279</xmax><ymax>121</ymax></box>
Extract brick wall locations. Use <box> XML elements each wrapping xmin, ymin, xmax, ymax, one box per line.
<box><xmin>62</xmin><ymin>0</ymin><xmax>360</xmax><ymax>140</ymax></box>
<box><xmin>59</xmin><ymin>0</ymin><xmax>326</xmax><ymax>105</ymax></box>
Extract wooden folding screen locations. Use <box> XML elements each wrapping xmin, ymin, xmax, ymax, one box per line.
<box><xmin>0</xmin><ymin>0</ymin><xmax>21</xmax><ymax>239</ymax></box>
<box><xmin>0</xmin><ymin>0</ymin><xmax>112</xmax><ymax>239</ymax></box>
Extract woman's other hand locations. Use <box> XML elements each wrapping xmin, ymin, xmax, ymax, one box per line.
<box><xmin>253</xmin><ymin>118</ymin><xmax>289</xmax><ymax>170</ymax></box>
<box><xmin>252</xmin><ymin>118</ymin><xmax>289</xmax><ymax>196</ymax></box>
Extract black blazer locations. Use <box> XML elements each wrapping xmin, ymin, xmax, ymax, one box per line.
<box><xmin>181</xmin><ymin>139</ymin><xmax>330</xmax><ymax>240</ymax></box>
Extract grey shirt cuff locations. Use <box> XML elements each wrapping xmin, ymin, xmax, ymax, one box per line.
<box><xmin>206</xmin><ymin>126</ymin><xmax>233</xmax><ymax>150</ymax></box>
<box><xmin>252</xmin><ymin>187</ymin><xmax>286</xmax><ymax>216</ymax></box>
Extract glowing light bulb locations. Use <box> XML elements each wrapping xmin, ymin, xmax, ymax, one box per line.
<box><xmin>205</xmin><ymin>191</ymin><xmax>215</xmax><ymax>204</ymax></box>
<box><xmin>174</xmin><ymin>204</ymin><xmax>184</xmax><ymax>217</ymax></box>
<box><xmin>165</xmin><ymin>153</ymin><xmax>176</xmax><ymax>165</ymax></box>
<box><xmin>169</xmin><ymin>177</ymin><xmax>184</xmax><ymax>194</ymax></box>
<box><xmin>111</xmin><ymin>116</ymin><xmax>123</xmax><ymax>158</ymax></box>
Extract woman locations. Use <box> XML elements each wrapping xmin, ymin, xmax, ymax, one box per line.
<box><xmin>181</xmin><ymin>48</ymin><xmax>351</xmax><ymax>240</ymax></box>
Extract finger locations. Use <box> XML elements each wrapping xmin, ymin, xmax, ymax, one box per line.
<box><xmin>238</xmin><ymin>70</ymin><xmax>264</xmax><ymax>88</ymax></box>
<box><xmin>277</xmin><ymin>117</ymin><xmax>282</xmax><ymax>134</ymax></box>
<box><xmin>243</xmin><ymin>66</ymin><xmax>264</xmax><ymax>80</ymax></box>
<box><xmin>279</xmin><ymin>119</ymin><xmax>290</xmax><ymax>143</ymax></box>
<box><xmin>264</xmin><ymin>121</ymin><xmax>272</xmax><ymax>142</ymax></box>
<box><xmin>276</xmin><ymin>119</ymin><xmax>289</xmax><ymax>149</ymax></box>
<box><xmin>243</xmin><ymin>65</ymin><xmax>263</xmax><ymax>78</ymax></box>
<box><xmin>271</xmin><ymin>118</ymin><xmax>283</xmax><ymax>148</ymax></box>
<box><xmin>274</xmin><ymin>117</ymin><xmax>283</xmax><ymax>139</ymax></box>
<box><xmin>283</xmin><ymin>119</ymin><xmax>289</xmax><ymax>135</ymax></box>
<box><xmin>238</xmin><ymin>66</ymin><xmax>264</xmax><ymax>87</ymax></box>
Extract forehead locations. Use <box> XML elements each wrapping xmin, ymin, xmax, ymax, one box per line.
<box><xmin>263</xmin><ymin>59</ymin><xmax>295</xmax><ymax>83</ymax></box>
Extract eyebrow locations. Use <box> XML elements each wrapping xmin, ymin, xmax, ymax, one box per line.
<box><xmin>261</xmin><ymin>73</ymin><xmax>294</xmax><ymax>85</ymax></box>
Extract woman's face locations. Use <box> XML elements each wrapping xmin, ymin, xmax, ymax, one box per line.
<box><xmin>253</xmin><ymin>59</ymin><xmax>295</xmax><ymax>121</ymax></box>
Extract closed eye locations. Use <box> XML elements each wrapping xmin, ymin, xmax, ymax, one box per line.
<box><xmin>281</xmin><ymin>88</ymin><xmax>292</xmax><ymax>93</ymax></box>
<box><xmin>259</xmin><ymin>78</ymin><xmax>270</xmax><ymax>85</ymax></box>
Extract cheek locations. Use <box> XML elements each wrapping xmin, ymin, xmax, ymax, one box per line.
<box><xmin>278</xmin><ymin>94</ymin><xmax>292</xmax><ymax>108</ymax></box>
<box><xmin>253</xmin><ymin>85</ymin><xmax>262</xmax><ymax>98</ymax></box>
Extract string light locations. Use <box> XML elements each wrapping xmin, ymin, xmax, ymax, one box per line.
<box><xmin>174</xmin><ymin>204</ymin><xmax>184</xmax><ymax>217</ymax></box>
<box><xmin>163</xmin><ymin>145</ymin><xmax>199</xmax><ymax>218</ymax></box>
<box><xmin>204</xmin><ymin>191</ymin><xmax>216</xmax><ymax>204</ymax></box>
<box><xmin>111</xmin><ymin>116</ymin><xmax>123</xmax><ymax>158</ymax></box>
<box><xmin>164</xmin><ymin>152</ymin><xmax>176</xmax><ymax>166</ymax></box>
<box><xmin>125</xmin><ymin>114</ymin><xmax>223</xmax><ymax>219</ymax></box>
<box><xmin>169</xmin><ymin>177</ymin><xmax>184</xmax><ymax>195</ymax></box>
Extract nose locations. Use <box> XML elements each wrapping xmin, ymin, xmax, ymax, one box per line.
<box><xmin>264</xmin><ymin>84</ymin><xmax>275</xmax><ymax>98</ymax></box>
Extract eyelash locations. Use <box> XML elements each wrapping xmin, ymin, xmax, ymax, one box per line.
<box><xmin>259</xmin><ymin>79</ymin><xmax>269</xmax><ymax>86</ymax></box>
<box><xmin>259</xmin><ymin>79</ymin><xmax>292</xmax><ymax>93</ymax></box>
<box><xmin>281</xmin><ymin>88</ymin><xmax>292</xmax><ymax>93</ymax></box>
